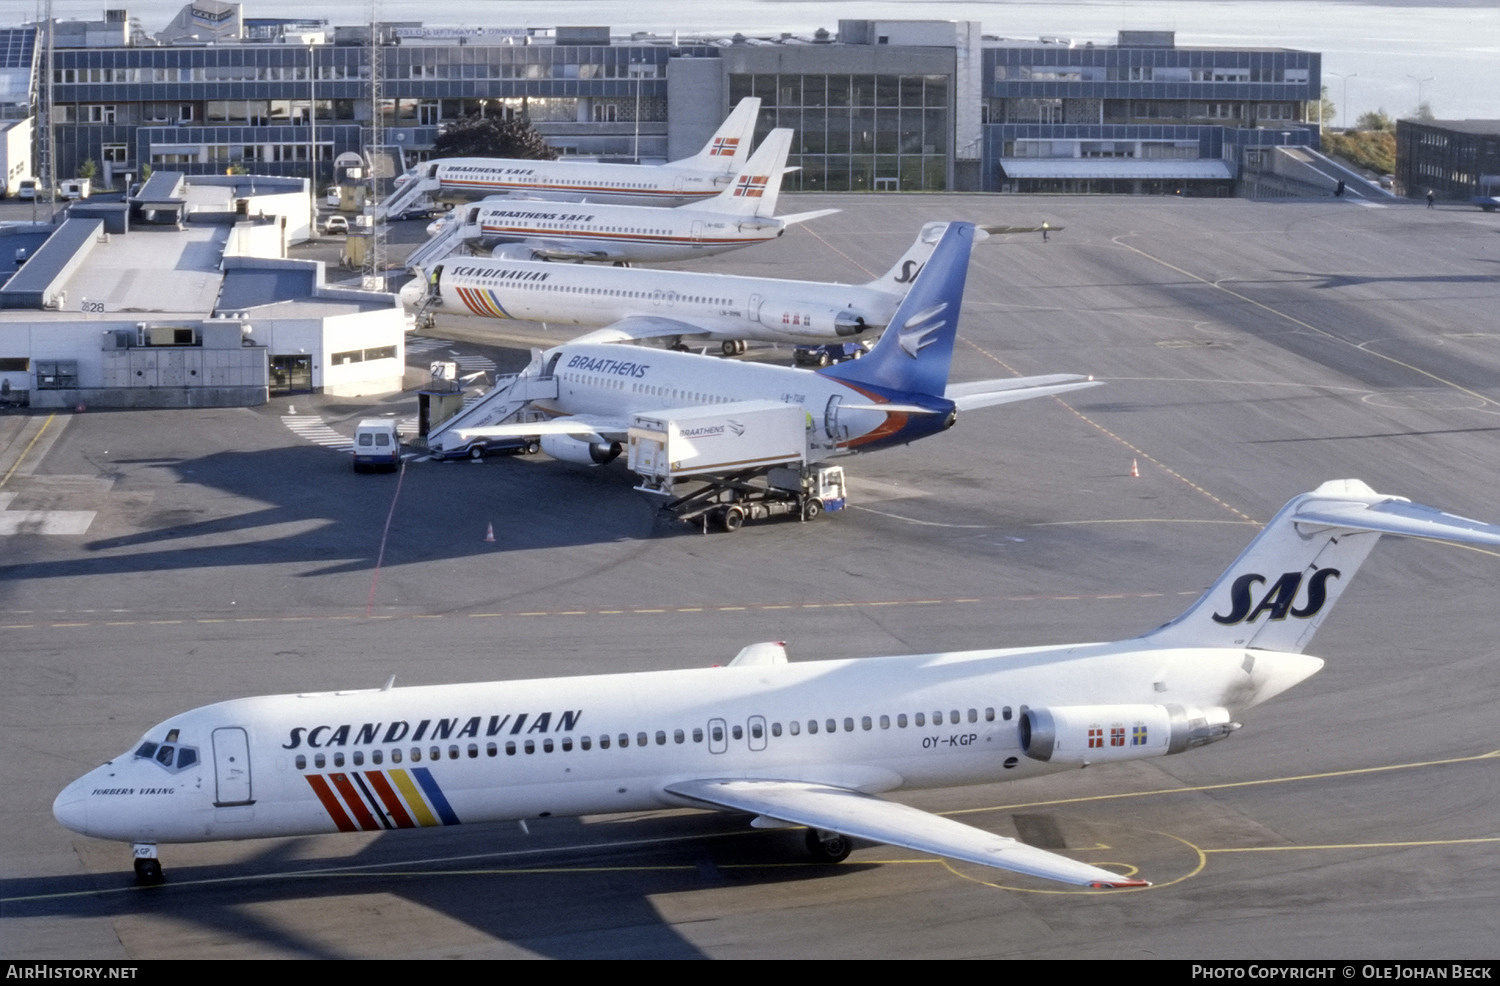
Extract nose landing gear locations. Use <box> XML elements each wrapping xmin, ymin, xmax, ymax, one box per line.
<box><xmin>133</xmin><ymin>843</ymin><xmax>164</xmax><ymax>885</ymax></box>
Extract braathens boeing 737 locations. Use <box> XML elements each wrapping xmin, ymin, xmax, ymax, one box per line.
<box><xmin>54</xmin><ymin>481</ymin><xmax>1500</xmax><ymax>886</ymax></box>
<box><xmin>376</xmin><ymin>98</ymin><xmax>762</xmax><ymax>219</ymax></box>
<box><xmin>411</xmin><ymin>129</ymin><xmax>837</xmax><ymax>268</ymax></box>
<box><xmin>435</xmin><ymin>222</ymin><xmax>1099</xmax><ymax>464</ymax></box>
<box><xmin>403</xmin><ymin>221</ymin><xmax>968</xmax><ymax>356</ymax></box>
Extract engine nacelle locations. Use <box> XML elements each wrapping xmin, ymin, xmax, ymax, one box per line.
<box><xmin>540</xmin><ymin>433</ymin><xmax>621</xmax><ymax>466</ymax></box>
<box><xmin>766</xmin><ymin>306</ymin><xmax>875</xmax><ymax>339</ymax></box>
<box><xmin>1019</xmin><ymin>704</ymin><xmax>1238</xmax><ymax>764</ymax></box>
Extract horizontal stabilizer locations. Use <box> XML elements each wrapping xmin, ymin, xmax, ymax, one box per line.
<box><xmin>666</xmin><ymin>778</ymin><xmax>1147</xmax><ymax>889</ymax></box>
<box><xmin>774</xmin><ymin>208</ymin><xmax>841</xmax><ymax>227</ymax></box>
<box><xmin>1291</xmin><ymin>481</ymin><xmax>1500</xmax><ymax>545</ymax></box>
<box><xmin>945</xmin><ymin>374</ymin><xmax>1101</xmax><ymax>411</ymax></box>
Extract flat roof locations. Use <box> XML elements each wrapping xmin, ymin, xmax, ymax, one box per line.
<box><xmin>998</xmin><ymin>159</ymin><xmax>1235</xmax><ymax>180</ymax></box>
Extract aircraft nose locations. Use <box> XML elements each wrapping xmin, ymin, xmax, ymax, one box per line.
<box><xmin>53</xmin><ymin>776</ymin><xmax>91</xmax><ymax>834</ymax></box>
<box><xmin>398</xmin><ymin>278</ymin><xmax>426</xmax><ymax>309</ymax></box>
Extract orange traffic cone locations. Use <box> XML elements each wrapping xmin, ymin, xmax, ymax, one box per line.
<box><xmin>1130</xmin><ymin>458</ymin><xmax>1140</xmax><ymax>478</ymax></box>
<box><xmin>484</xmin><ymin>522</ymin><xmax>496</xmax><ymax>543</ymax></box>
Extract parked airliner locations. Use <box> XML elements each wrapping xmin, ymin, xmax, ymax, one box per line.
<box><xmin>402</xmin><ymin>221</ymin><xmax>962</xmax><ymax>354</ymax></box>
<box><xmin>415</xmin><ymin>129</ymin><xmax>837</xmax><ymax>267</ymax></box>
<box><xmin>438</xmin><ymin>222</ymin><xmax>1097</xmax><ymax>463</ymax></box>
<box><xmin>54</xmin><ymin>480</ymin><xmax>1500</xmax><ymax>886</ymax></box>
<box><xmin>377</xmin><ymin>98</ymin><xmax>761</xmax><ymax>218</ymax></box>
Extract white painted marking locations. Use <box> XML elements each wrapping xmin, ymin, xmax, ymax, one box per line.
<box><xmin>0</xmin><ymin>511</ymin><xmax>96</xmax><ymax>535</ymax></box>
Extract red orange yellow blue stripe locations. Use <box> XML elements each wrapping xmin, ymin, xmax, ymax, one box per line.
<box><xmin>305</xmin><ymin>766</ymin><xmax>459</xmax><ymax>832</ymax></box>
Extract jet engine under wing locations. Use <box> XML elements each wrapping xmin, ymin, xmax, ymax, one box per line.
<box><xmin>664</xmin><ymin>778</ymin><xmax>1148</xmax><ymax>888</ymax></box>
<box><xmin>944</xmin><ymin>374</ymin><xmax>1101</xmax><ymax>411</ymax></box>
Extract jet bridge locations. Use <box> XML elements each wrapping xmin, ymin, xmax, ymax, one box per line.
<box><xmin>424</xmin><ymin>353</ymin><xmax>558</xmax><ymax>454</ymax></box>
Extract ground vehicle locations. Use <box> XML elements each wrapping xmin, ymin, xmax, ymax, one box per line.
<box><xmin>324</xmin><ymin>215</ymin><xmax>349</xmax><ymax>234</ymax></box>
<box><xmin>351</xmin><ymin>419</ymin><xmax>401</xmax><ymax>472</ymax></box>
<box><xmin>1472</xmin><ymin>175</ymin><xmax>1500</xmax><ymax>212</ymax></box>
<box><xmin>59</xmin><ymin>178</ymin><xmax>91</xmax><ymax>200</ymax></box>
<box><xmin>628</xmin><ymin>402</ymin><xmax>847</xmax><ymax>531</ymax></box>
<box><xmin>793</xmin><ymin>341</ymin><xmax>871</xmax><ymax>367</ymax></box>
<box><xmin>432</xmin><ymin>435</ymin><xmax>540</xmax><ymax>461</ymax></box>
<box><xmin>16</xmin><ymin>178</ymin><xmax>42</xmax><ymax>200</ymax></box>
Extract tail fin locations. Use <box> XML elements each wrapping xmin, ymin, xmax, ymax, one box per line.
<box><xmin>678</xmin><ymin>97</ymin><xmax>762</xmax><ymax>173</ymax></box>
<box><xmin>1142</xmin><ymin>480</ymin><xmax>1500</xmax><ymax>653</ymax></box>
<box><xmin>687</xmin><ymin>129</ymin><xmax>793</xmax><ymax>217</ymax></box>
<box><xmin>864</xmin><ymin>221</ymin><xmax>989</xmax><ymax>294</ymax></box>
<box><xmin>819</xmin><ymin>222</ymin><xmax>976</xmax><ymax>398</ymax></box>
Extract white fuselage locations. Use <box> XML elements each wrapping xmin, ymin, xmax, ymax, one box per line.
<box><xmin>52</xmin><ymin>643</ymin><xmax>1321</xmax><ymax>846</ymax></box>
<box><xmin>465</xmin><ymin>200</ymin><xmax>785</xmax><ymax>263</ymax></box>
<box><xmin>436</xmin><ymin>261</ymin><xmax>896</xmax><ymax>344</ymax></box>
<box><xmin>433</xmin><ymin>159</ymin><xmax>731</xmax><ymax>208</ymax></box>
<box><xmin>542</xmin><ymin>342</ymin><xmax>923</xmax><ymax>454</ymax></box>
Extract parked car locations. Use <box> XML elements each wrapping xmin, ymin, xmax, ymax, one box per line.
<box><xmin>324</xmin><ymin>214</ymin><xmax>349</xmax><ymax>234</ymax></box>
<box><xmin>433</xmin><ymin>436</ymin><xmax>541</xmax><ymax>461</ymax></box>
<box><xmin>793</xmin><ymin>341</ymin><xmax>871</xmax><ymax>367</ymax></box>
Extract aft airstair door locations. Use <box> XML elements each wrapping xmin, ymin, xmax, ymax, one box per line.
<box><xmin>824</xmin><ymin>394</ymin><xmax>847</xmax><ymax>443</ymax></box>
<box><xmin>212</xmin><ymin>727</ymin><xmax>253</xmax><ymax>806</ymax></box>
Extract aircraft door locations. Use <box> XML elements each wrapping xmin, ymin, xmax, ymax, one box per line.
<box><xmin>708</xmin><ymin>718</ymin><xmax>728</xmax><ymax>754</ymax></box>
<box><xmin>747</xmin><ymin>716</ymin><xmax>768</xmax><ymax>752</ymax></box>
<box><xmin>748</xmin><ymin>294</ymin><xmax>764</xmax><ymax>324</ymax></box>
<box><xmin>212</xmin><ymin>727</ymin><xmax>253</xmax><ymax>806</ymax></box>
<box><xmin>691</xmin><ymin>221</ymin><xmax>704</xmax><ymax>244</ymax></box>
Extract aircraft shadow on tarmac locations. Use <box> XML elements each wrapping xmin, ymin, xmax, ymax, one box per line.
<box><xmin>10</xmin><ymin>813</ymin><xmax>879</xmax><ymax>959</ymax></box>
<box><xmin>0</xmin><ymin>443</ymin><xmax>695</xmax><ymax>584</ymax></box>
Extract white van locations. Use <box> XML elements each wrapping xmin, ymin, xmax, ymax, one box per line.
<box><xmin>352</xmin><ymin>419</ymin><xmax>401</xmax><ymax>472</ymax></box>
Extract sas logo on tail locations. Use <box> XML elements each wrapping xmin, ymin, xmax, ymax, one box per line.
<box><xmin>734</xmin><ymin>175</ymin><xmax>770</xmax><ymax>198</ymax></box>
<box><xmin>1211</xmin><ymin>567</ymin><xmax>1341</xmax><ymax>626</ymax></box>
<box><xmin>711</xmin><ymin>137</ymin><xmax>741</xmax><ymax>157</ymax></box>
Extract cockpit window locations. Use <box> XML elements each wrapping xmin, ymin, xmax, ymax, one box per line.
<box><xmin>133</xmin><ymin>737</ymin><xmax>200</xmax><ymax>773</ymax></box>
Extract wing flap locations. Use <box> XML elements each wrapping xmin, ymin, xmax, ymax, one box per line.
<box><xmin>665</xmin><ymin>778</ymin><xmax>1147</xmax><ymax>888</ymax></box>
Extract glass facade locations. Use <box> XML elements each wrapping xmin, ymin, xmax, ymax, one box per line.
<box><xmin>730</xmin><ymin>72</ymin><xmax>950</xmax><ymax>191</ymax></box>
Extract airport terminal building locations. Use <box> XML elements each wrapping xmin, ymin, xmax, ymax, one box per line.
<box><xmin>3</xmin><ymin>5</ymin><xmax>1322</xmax><ymax>198</ymax></box>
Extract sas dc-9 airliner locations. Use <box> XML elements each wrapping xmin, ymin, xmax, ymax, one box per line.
<box><xmin>54</xmin><ymin>482</ymin><xmax>1500</xmax><ymax>887</ymax></box>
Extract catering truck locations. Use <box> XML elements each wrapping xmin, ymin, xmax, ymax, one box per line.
<box><xmin>628</xmin><ymin>400</ymin><xmax>847</xmax><ymax>532</ymax></box>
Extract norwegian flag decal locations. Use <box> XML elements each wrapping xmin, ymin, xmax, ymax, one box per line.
<box><xmin>711</xmin><ymin>137</ymin><xmax>740</xmax><ymax>157</ymax></box>
<box><xmin>735</xmin><ymin>174</ymin><xmax>769</xmax><ymax>198</ymax></box>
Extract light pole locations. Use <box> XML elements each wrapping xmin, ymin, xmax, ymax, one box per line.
<box><xmin>1327</xmin><ymin>71</ymin><xmax>1356</xmax><ymax>129</ymax></box>
<box><xmin>1407</xmin><ymin>74</ymin><xmax>1435</xmax><ymax>116</ymax></box>
<box><xmin>308</xmin><ymin>40</ymin><xmax>318</xmax><ymax>236</ymax></box>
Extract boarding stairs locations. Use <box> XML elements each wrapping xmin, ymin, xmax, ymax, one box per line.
<box><xmin>405</xmin><ymin>214</ymin><xmax>475</xmax><ymax>274</ymax></box>
<box><xmin>425</xmin><ymin>361</ymin><xmax>558</xmax><ymax>454</ymax></box>
<box><xmin>374</xmin><ymin>174</ymin><xmax>442</xmax><ymax>222</ymax></box>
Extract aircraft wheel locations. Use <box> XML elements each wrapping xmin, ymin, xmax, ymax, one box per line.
<box><xmin>722</xmin><ymin>505</ymin><xmax>746</xmax><ymax>532</ymax></box>
<box><xmin>468</xmin><ymin>445</ymin><xmax>485</xmax><ymax>460</ymax></box>
<box><xmin>805</xmin><ymin>829</ymin><xmax>851</xmax><ymax>864</ymax></box>
<box><xmin>525</xmin><ymin>442</ymin><xmax>540</xmax><ymax>455</ymax></box>
<box><xmin>735</xmin><ymin>340</ymin><xmax>748</xmax><ymax>355</ymax></box>
<box><xmin>802</xmin><ymin>498</ymin><xmax>823</xmax><ymax>521</ymax></box>
<box><xmin>134</xmin><ymin>857</ymin><xmax>164</xmax><ymax>886</ymax></box>
<box><xmin>722</xmin><ymin>340</ymin><xmax>739</xmax><ymax>356</ymax></box>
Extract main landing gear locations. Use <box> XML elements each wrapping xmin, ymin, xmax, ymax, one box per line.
<box><xmin>805</xmin><ymin>828</ymin><xmax>853</xmax><ymax>864</ymax></box>
<box><xmin>720</xmin><ymin>340</ymin><xmax>748</xmax><ymax>356</ymax></box>
<box><xmin>133</xmin><ymin>843</ymin><xmax>164</xmax><ymax>885</ymax></box>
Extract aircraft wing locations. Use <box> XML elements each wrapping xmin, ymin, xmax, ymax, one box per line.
<box><xmin>489</xmin><ymin>241</ymin><xmax>614</xmax><ymax>263</ymax></box>
<box><xmin>569</xmin><ymin>315</ymin><xmax>715</xmax><ymax>346</ymax></box>
<box><xmin>665</xmin><ymin>778</ymin><xmax>1147</xmax><ymax>889</ymax></box>
<box><xmin>456</xmin><ymin>414</ymin><xmax>630</xmax><ymax>444</ymax></box>
<box><xmin>945</xmin><ymin>374</ymin><xmax>1101</xmax><ymax>411</ymax></box>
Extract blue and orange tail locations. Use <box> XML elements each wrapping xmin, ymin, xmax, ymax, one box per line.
<box><xmin>820</xmin><ymin>221</ymin><xmax>976</xmax><ymax>398</ymax></box>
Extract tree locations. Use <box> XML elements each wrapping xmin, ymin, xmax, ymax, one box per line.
<box><xmin>1355</xmin><ymin>109</ymin><xmax>1394</xmax><ymax>132</ymax></box>
<box><xmin>1414</xmin><ymin>102</ymin><xmax>1436</xmax><ymax>121</ymax></box>
<box><xmin>77</xmin><ymin>158</ymin><xmax>97</xmax><ymax>180</ymax></box>
<box><xmin>1317</xmin><ymin>85</ymin><xmax>1336</xmax><ymax>129</ymax></box>
<box><xmin>432</xmin><ymin>113</ymin><xmax>557</xmax><ymax>160</ymax></box>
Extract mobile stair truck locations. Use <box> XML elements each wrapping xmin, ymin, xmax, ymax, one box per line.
<box><xmin>628</xmin><ymin>399</ymin><xmax>847</xmax><ymax>533</ymax></box>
